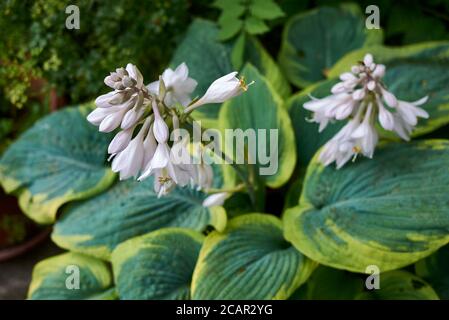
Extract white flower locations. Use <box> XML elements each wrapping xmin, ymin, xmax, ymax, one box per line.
<box><xmin>151</xmin><ymin>101</ymin><xmax>169</xmax><ymax>144</ymax></box>
<box><xmin>142</xmin><ymin>125</ymin><xmax>157</xmax><ymax>169</ymax></box>
<box><xmin>108</xmin><ymin>126</ymin><xmax>135</xmax><ymax>154</ymax></box>
<box><xmin>153</xmin><ymin>169</ymin><xmax>176</xmax><ymax>197</ymax></box>
<box><xmin>89</xmin><ymin>62</ymin><xmax>254</xmax><ymax>196</ymax></box>
<box><xmin>147</xmin><ymin>62</ymin><xmax>197</xmax><ymax>107</ymax></box>
<box><xmin>111</xmin><ymin>118</ymin><xmax>151</xmax><ymax>180</ymax></box>
<box><xmin>305</xmin><ymin>53</ymin><xmax>429</xmax><ymax>168</ymax></box>
<box><xmin>185</xmin><ymin>72</ymin><xmax>253</xmax><ymax>111</ymax></box>
<box><xmin>202</xmin><ymin>192</ymin><xmax>229</xmax><ymax>207</ymax></box>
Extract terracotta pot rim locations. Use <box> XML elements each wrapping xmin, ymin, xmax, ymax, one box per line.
<box><xmin>0</xmin><ymin>228</ymin><xmax>51</xmax><ymax>262</ymax></box>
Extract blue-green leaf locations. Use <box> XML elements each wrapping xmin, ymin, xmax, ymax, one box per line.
<box><xmin>278</xmin><ymin>5</ymin><xmax>382</xmax><ymax>87</ymax></box>
<box><xmin>28</xmin><ymin>252</ymin><xmax>113</xmax><ymax>300</ymax></box>
<box><xmin>111</xmin><ymin>228</ymin><xmax>204</xmax><ymax>300</ymax></box>
<box><xmin>284</xmin><ymin>140</ymin><xmax>449</xmax><ymax>273</ymax></box>
<box><xmin>192</xmin><ymin>213</ymin><xmax>316</xmax><ymax>299</ymax></box>
<box><xmin>52</xmin><ymin>178</ymin><xmax>225</xmax><ymax>260</ymax></box>
<box><xmin>0</xmin><ymin>105</ymin><xmax>115</xmax><ymax>224</ymax></box>
<box><xmin>219</xmin><ymin>64</ymin><xmax>296</xmax><ymax>189</ymax></box>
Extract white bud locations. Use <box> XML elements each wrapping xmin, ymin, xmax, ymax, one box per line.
<box><xmin>381</xmin><ymin>87</ymin><xmax>398</xmax><ymax>107</ymax></box>
<box><xmin>99</xmin><ymin>110</ymin><xmax>125</xmax><ymax>132</ymax></box>
<box><xmin>363</xmin><ymin>53</ymin><xmax>373</xmax><ymax>67</ymax></box>
<box><xmin>108</xmin><ymin>127</ymin><xmax>134</xmax><ymax>154</ymax></box>
<box><xmin>372</xmin><ymin>64</ymin><xmax>386</xmax><ymax>78</ymax></box>
<box><xmin>352</xmin><ymin>88</ymin><xmax>365</xmax><ymax>100</ymax></box>
<box><xmin>202</xmin><ymin>192</ymin><xmax>229</xmax><ymax>207</ymax></box>
<box><xmin>186</xmin><ymin>72</ymin><xmax>249</xmax><ymax>110</ymax></box>
<box><xmin>153</xmin><ymin>117</ymin><xmax>169</xmax><ymax>144</ymax></box>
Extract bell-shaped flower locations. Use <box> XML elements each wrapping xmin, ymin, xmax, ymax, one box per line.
<box><xmin>304</xmin><ymin>53</ymin><xmax>430</xmax><ymax>168</ymax></box>
<box><xmin>153</xmin><ymin>169</ymin><xmax>177</xmax><ymax>197</ymax></box>
<box><xmin>108</xmin><ymin>126</ymin><xmax>135</xmax><ymax>154</ymax></box>
<box><xmin>395</xmin><ymin>96</ymin><xmax>429</xmax><ymax>127</ymax></box>
<box><xmin>147</xmin><ymin>62</ymin><xmax>197</xmax><ymax>107</ymax></box>
<box><xmin>185</xmin><ymin>72</ymin><xmax>253</xmax><ymax>111</ymax></box>
<box><xmin>121</xmin><ymin>93</ymin><xmax>144</xmax><ymax>130</ymax></box>
<box><xmin>111</xmin><ymin>119</ymin><xmax>150</xmax><ymax>180</ymax></box>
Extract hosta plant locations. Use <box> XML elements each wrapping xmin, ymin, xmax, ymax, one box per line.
<box><xmin>1</xmin><ymin>4</ymin><xmax>449</xmax><ymax>300</ymax></box>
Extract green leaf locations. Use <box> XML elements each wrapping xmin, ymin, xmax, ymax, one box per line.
<box><xmin>287</xmin><ymin>78</ymin><xmax>343</xmax><ymax>168</ymax></box>
<box><xmin>28</xmin><ymin>252</ymin><xmax>113</xmax><ymax>300</ymax></box>
<box><xmin>289</xmin><ymin>265</ymin><xmax>364</xmax><ymax>300</ymax></box>
<box><xmin>52</xmin><ymin>178</ymin><xmax>226</xmax><ymax>260</ymax></box>
<box><xmin>218</xmin><ymin>17</ymin><xmax>243</xmax><ymax>41</ymax></box>
<box><xmin>0</xmin><ymin>105</ymin><xmax>115</xmax><ymax>224</ymax></box>
<box><xmin>111</xmin><ymin>228</ymin><xmax>204</xmax><ymax>300</ymax></box>
<box><xmin>415</xmin><ymin>245</ymin><xmax>449</xmax><ymax>299</ymax></box>
<box><xmin>328</xmin><ymin>42</ymin><xmax>449</xmax><ymax>137</ymax></box>
<box><xmin>231</xmin><ymin>33</ymin><xmax>246</xmax><ymax>70</ymax></box>
<box><xmin>278</xmin><ymin>5</ymin><xmax>382</xmax><ymax>87</ymax></box>
<box><xmin>214</xmin><ymin>0</ymin><xmax>242</xmax><ymax>10</ymax></box>
<box><xmin>217</xmin><ymin>4</ymin><xmax>246</xmax><ymax>22</ymax></box>
<box><xmin>244</xmin><ymin>16</ymin><xmax>269</xmax><ymax>35</ymax></box>
<box><xmin>191</xmin><ymin>213</ymin><xmax>316</xmax><ymax>299</ymax></box>
<box><xmin>243</xmin><ymin>35</ymin><xmax>291</xmax><ymax>98</ymax></box>
<box><xmin>355</xmin><ymin>271</ymin><xmax>439</xmax><ymax>300</ymax></box>
<box><xmin>219</xmin><ymin>64</ymin><xmax>296</xmax><ymax>190</ymax></box>
<box><xmin>284</xmin><ymin>140</ymin><xmax>449</xmax><ymax>273</ymax></box>
<box><xmin>250</xmin><ymin>0</ymin><xmax>285</xmax><ymax>20</ymax></box>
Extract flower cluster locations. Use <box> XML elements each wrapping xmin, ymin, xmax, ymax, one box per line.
<box><xmin>304</xmin><ymin>53</ymin><xmax>429</xmax><ymax>169</ymax></box>
<box><xmin>88</xmin><ymin>62</ymin><xmax>250</xmax><ymax>196</ymax></box>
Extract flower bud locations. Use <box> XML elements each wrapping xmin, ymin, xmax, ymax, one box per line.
<box><xmin>202</xmin><ymin>192</ymin><xmax>229</xmax><ymax>207</ymax></box>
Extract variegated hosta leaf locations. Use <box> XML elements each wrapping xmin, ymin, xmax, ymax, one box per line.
<box><xmin>111</xmin><ymin>228</ymin><xmax>204</xmax><ymax>300</ymax></box>
<box><xmin>355</xmin><ymin>271</ymin><xmax>439</xmax><ymax>300</ymax></box>
<box><xmin>191</xmin><ymin>213</ymin><xmax>316</xmax><ymax>299</ymax></box>
<box><xmin>28</xmin><ymin>252</ymin><xmax>114</xmax><ymax>300</ymax></box>
<box><xmin>219</xmin><ymin>64</ymin><xmax>296</xmax><ymax>189</ymax></box>
<box><xmin>284</xmin><ymin>140</ymin><xmax>449</xmax><ymax>273</ymax></box>
<box><xmin>415</xmin><ymin>245</ymin><xmax>449</xmax><ymax>299</ymax></box>
<box><xmin>278</xmin><ymin>4</ymin><xmax>382</xmax><ymax>87</ymax></box>
<box><xmin>242</xmin><ymin>35</ymin><xmax>291</xmax><ymax>98</ymax></box>
<box><xmin>52</xmin><ymin>178</ymin><xmax>226</xmax><ymax>260</ymax></box>
<box><xmin>0</xmin><ymin>105</ymin><xmax>115</xmax><ymax>224</ymax></box>
<box><xmin>328</xmin><ymin>42</ymin><xmax>449</xmax><ymax>137</ymax></box>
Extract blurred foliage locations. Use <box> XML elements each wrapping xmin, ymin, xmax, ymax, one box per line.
<box><xmin>214</xmin><ymin>0</ymin><xmax>285</xmax><ymax>41</ymax></box>
<box><xmin>0</xmin><ymin>0</ymin><xmax>214</xmax><ymax>151</ymax></box>
<box><xmin>0</xmin><ymin>0</ymin><xmax>212</xmax><ymax>107</ymax></box>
